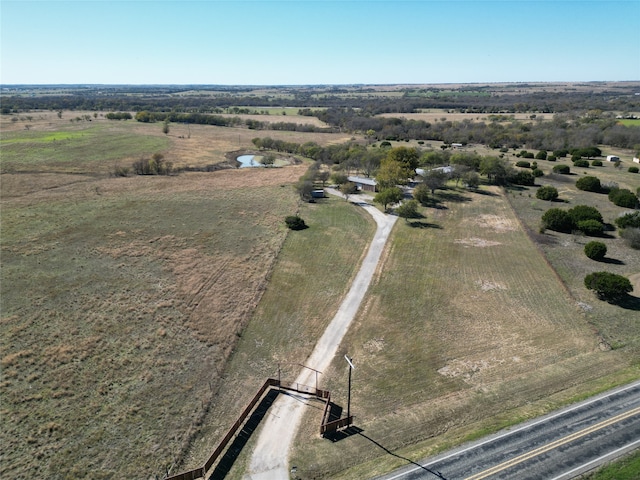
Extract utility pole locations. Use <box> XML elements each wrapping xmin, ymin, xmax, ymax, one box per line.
<box><xmin>345</xmin><ymin>355</ymin><xmax>355</xmax><ymax>420</ymax></box>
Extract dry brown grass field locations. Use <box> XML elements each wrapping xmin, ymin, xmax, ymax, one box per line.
<box><xmin>377</xmin><ymin>112</ymin><xmax>549</xmax><ymax>122</ymax></box>
<box><xmin>0</xmin><ymin>111</ymin><xmax>355</xmax><ymax>479</ymax></box>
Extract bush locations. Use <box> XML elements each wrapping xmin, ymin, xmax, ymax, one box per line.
<box><xmin>573</xmin><ymin>159</ymin><xmax>590</xmax><ymax>168</ymax></box>
<box><xmin>532</xmin><ymin>168</ymin><xmax>544</xmax><ymax>177</ymax></box>
<box><xmin>553</xmin><ymin>164</ymin><xmax>571</xmax><ymax>174</ymax></box>
<box><xmin>577</xmin><ymin>219</ymin><xmax>604</xmax><ymax>236</ymax></box>
<box><xmin>285</xmin><ymin>215</ymin><xmax>307</xmax><ymax>230</ymax></box>
<box><xmin>568</xmin><ymin>205</ymin><xmax>603</xmax><ymax>224</ymax></box>
<box><xmin>112</xmin><ymin>164</ymin><xmax>130</xmax><ymax>177</ymax></box>
<box><xmin>629</xmin><ymin>166</ymin><xmax>639</xmax><ymax>173</ymax></box>
<box><xmin>396</xmin><ymin>199</ymin><xmax>420</xmax><ymax>220</ymax></box>
<box><xmin>553</xmin><ymin>149</ymin><xmax>568</xmax><ymax>158</ymax></box>
<box><xmin>542</xmin><ymin>208</ymin><xmax>574</xmax><ymax>233</ymax></box>
<box><xmin>515</xmin><ymin>160</ymin><xmax>531</xmax><ymax>168</ymax></box>
<box><xmin>536</xmin><ymin>185</ymin><xmax>559</xmax><ymax>201</ymax></box>
<box><xmin>508</xmin><ymin>170</ymin><xmax>535</xmax><ymax>186</ymax></box>
<box><xmin>615</xmin><ymin>211</ymin><xmax>640</xmax><ymax>229</ymax></box>
<box><xmin>330</xmin><ymin>172</ymin><xmax>348</xmax><ymax>185</ymax></box>
<box><xmin>575</xmin><ymin>176</ymin><xmax>601</xmax><ymax>192</ymax></box>
<box><xmin>584</xmin><ymin>272</ymin><xmax>633</xmax><ymax>301</ymax></box>
<box><xmin>535</xmin><ymin>150</ymin><xmax>547</xmax><ymax>160</ymax></box>
<box><xmin>547</xmin><ymin>155</ymin><xmax>557</xmax><ymax>162</ymax></box>
<box><xmin>592</xmin><ymin>160</ymin><xmax>603</xmax><ymax>166</ymax></box>
<box><xmin>413</xmin><ymin>184</ymin><xmax>430</xmax><ymax>206</ymax></box>
<box><xmin>608</xmin><ymin>188</ymin><xmax>639</xmax><ymax>208</ymax></box>
<box><xmin>620</xmin><ymin>228</ymin><xmax>640</xmax><ymax>249</ymax></box>
<box><xmin>584</xmin><ymin>241</ymin><xmax>607</xmax><ymax>260</ymax></box>
<box><xmin>132</xmin><ymin>153</ymin><xmax>173</xmax><ymax>175</ymax></box>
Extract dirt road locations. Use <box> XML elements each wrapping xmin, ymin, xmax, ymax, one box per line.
<box><xmin>243</xmin><ymin>191</ymin><xmax>397</xmax><ymax>480</ymax></box>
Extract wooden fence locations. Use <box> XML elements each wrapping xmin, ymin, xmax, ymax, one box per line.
<box><xmin>164</xmin><ymin>377</ymin><xmax>335</xmax><ymax>480</ymax></box>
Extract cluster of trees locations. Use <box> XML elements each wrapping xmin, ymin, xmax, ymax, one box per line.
<box><xmin>135</xmin><ymin>111</ymin><xmax>244</xmax><ymax>127</ymax></box>
<box><xmin>131</xmin><ymin>153</ymin><xmax>173</xmax><ymax>175</ymax></box>
<box><xmin>310</xmin><ymin>108</ymin><xmax>640</xmax><ymax>150</ymax></box>
<box><xmin>541</xmin><ymin>205</ymin><xmax>606</xmax><ymax>236</ymax></box>
<box><xmin>575</xmin><ymin>176</ymin><xmax>640</xmax><ymax>208</ymax></box>
<box><xmin>245</xmin><ymin>120</ymin><xmax>331</xmax><ymax>133</ymax></box>
<box><xmin>105</xmin><ymin>112</ymin><xmax>132</xmax><ymax>120</ymax></box>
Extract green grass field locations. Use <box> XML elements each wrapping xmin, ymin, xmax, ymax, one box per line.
<box><xmin>618</xmin><ymin>119</ymin><xmax>640</xmax><ymax>127</ymax></box>
<box><xmin>0</xmin><ymin>124</ymin><xmax>169</xmax><ymax>174</ymax></box>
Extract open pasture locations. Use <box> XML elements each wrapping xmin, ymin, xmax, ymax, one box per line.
<box><xmin>1</xmin><ymin>110</ymin><xmax>330</xmax><ymax>478</ymax></box>
<box><xmin>377</xmin><ymin>111</ymin><xmax>548</xmax><ymax>122</ymax></box>
<box><xmin>290</xmin><ymin>181</ymin><xmax>639</xmax><ymax>478</ymax></box>
<box><xmin>0</xmin><ymin>110</ymin><xmax>352</xmax><ymax>175</ymax></box>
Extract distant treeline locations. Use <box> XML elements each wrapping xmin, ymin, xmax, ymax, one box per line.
<box><xmin>134</xmin><ymin>111</ymin><xmax>333</xmax><ymax>132</ymax></box>
<box><xmin>316</xmin><ymin>108</ymin><xmax>640</xmax><ymax>150</ymax></box>
<box><xmin>3</xmin><ymin>86</ymin><xmax>639</xmax><ymax>115</ymax></box>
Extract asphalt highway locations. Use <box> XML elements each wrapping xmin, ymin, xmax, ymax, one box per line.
<box><xmin>374</xmin><ymin>380</ymin><xmax>640</xmax><ymax>480</ymax></box>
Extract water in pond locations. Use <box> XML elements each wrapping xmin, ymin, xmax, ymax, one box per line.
<box><xmin>237</xmin><ymin>155</ymin><xmax>264</xmax><ymax>168</ymax></box>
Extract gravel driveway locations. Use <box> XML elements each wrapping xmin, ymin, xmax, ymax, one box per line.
<box><xmin>244</xmin><ymin>190</ymin><xmax>397</xmax><ymax>480</ymax></box>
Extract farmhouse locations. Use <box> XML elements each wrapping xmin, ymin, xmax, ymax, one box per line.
<box><xmin>416</xmin><ymin>166</ymin><xmax>455</xmax><ymax>176</ymax></box>
<box><xmin>607</xmin><ymin>155</ymin><xmax>620</xmax><ymax>162</ymax></box>
<box><xmin>347</xmin><ymin>176</ymin><xmax>378</xmax><ymax>192</ymax></box>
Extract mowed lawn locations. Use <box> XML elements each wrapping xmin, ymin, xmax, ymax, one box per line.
<box><xmin>290</xmin><ymin>184</ymin><xmax>638</xmax><ymax>479</ymax></box>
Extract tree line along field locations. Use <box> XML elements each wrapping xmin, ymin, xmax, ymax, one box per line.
<box><xmin>1</xmin><ymin>83</ymin><xmax>639</xmax><ymax>479</ymax></box>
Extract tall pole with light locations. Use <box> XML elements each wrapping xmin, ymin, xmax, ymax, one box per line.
<box><xmin>344</xmin><ymin>355</ymin><xmax>355</xmax><ymax>421</ymax></box>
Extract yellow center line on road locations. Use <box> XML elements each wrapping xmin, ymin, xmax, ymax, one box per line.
<box><xmin>464</xmin><ymin>405</ymin><xmax>640</xmax><ymax>480</ymax></box>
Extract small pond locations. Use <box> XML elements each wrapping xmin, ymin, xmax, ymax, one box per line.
<box><xmin>237</xmin><ymin>154</ymin><xmax>264</xmax><ymax>168</ymax></box>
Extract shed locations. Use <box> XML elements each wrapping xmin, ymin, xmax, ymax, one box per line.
<box><xmin>347</xmin><ymin>176</ymin><xmax>378</xmax><ymax>192</ymax></box>
<box><xmin>633</xmin><ymin>157</ymin><xmax>639</xmax><ymax>164</ymax></box>
<box><xmin>311</xmin><ymin>189</ymin><xmax>325</xmax><ymax>199</ymax></box>
<box><xmin>607</xmin><ymin>155</ymin><xmax>620</xmax><ymax>162</ymax></box>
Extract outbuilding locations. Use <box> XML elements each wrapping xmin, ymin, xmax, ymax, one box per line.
<box><xmin>347</xmin><ymin>176</ymin><xmax>378</xmax><ymax>192</ymax></box>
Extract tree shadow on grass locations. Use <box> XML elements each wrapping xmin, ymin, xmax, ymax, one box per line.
<box><xmin>358</xmin><ymin>432</ymin><xmax>449</xmax><ymax>479</ymax></box>
<box><xmin>407</xmin><ymin>221</ymin><xmax>442</xmax><ymax>229</ymax></box>
<box><xmin>472</xmin><ymin>188</ymin><xmax>499</xmax><ymax>197</ymax></box>
<box><xmin>600</xmin><ymin>257</ymin><xmax>625</xmax><ymax>265</ymax></box>
<box><xmin>436</xmin><ymin>191</ymin><xmax>472</xmax><ymax>203</ymax></box>
<box><xmin>610</xmin><ymin>294</ymin><xmax>640</xmax><ymax>311</ymax></box>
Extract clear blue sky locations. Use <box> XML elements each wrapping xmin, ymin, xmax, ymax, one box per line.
<box><xmin>1</xmin><ymin>0</ymin><xmax>638</xmax><ymax>85</ymax></box>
